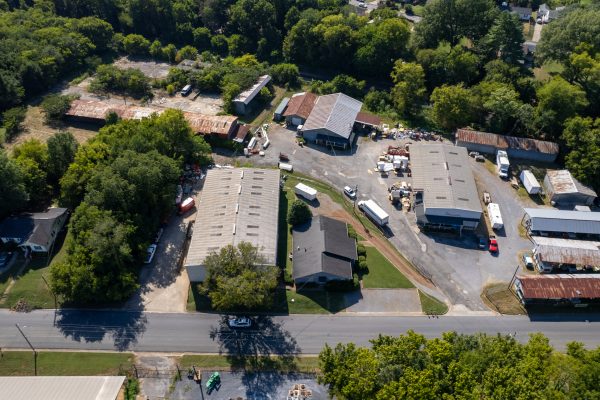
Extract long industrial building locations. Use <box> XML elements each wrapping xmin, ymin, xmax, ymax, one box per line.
<box><xmin>184</xmin><ymin>168</ymin><xmax>280</xmax><ymax>282</ymax></box>
<box><xmin>523</xmin><ymin>208</ymin><xmax>600</xmax><ymax>240</ymax></box>
<box><xmin>514</xmin><ymin>274</ymin><xmax>600</xmax><ymax>305</ymax></box>
<box><xmin>412</xmin><ymin>144</ymin><xmax>482</xmax><ymax>233</ymax></box>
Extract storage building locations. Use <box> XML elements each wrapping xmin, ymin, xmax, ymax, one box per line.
<box><xmin>184</xmin><ymin>168</ymin><xmax>280</xmax><ymax>282</ymax></box>
<box><xmin>412</xmin><ymin>144</ymin><xmax>482</xmax><ymax>233</ymax></box>
<box><xmin>292</xmin><ymin>216</ymin><xmax>356</xmax><ymax>284</ymax></box>
<box><xmin>514</xmin><ymin>274</ymin><xmax>600</xmax><ymax>305</ymax></box>
<box><xmin>273</xmin><ymin>97</ymin><xmax>290</xmax><ymax>121</ymax></box>
<box><xmin>523</xmin><ymin>208</ymin><xmax>600</xmax><ymax>240</ymax></box>
<box><xmin>455</xmin><ymin>129</ymin><xmax>559</xmax><ymax>162</ymax></box>
<box><xmin>301</xmin><ymin>93</ymin><xmax>362</xmax><ymax>150</ymax></box>
<box><xmin>531</xmin><ymin>236</ymin><xmax>600</xmax><ymax>273</ymax></box>
<box><xmin>0</xmin><ymin>376</ymin><xmax>125</xmax><ymax>400</ymax></box>
<box><xmin>283</xmin><ymin>92</ymin><xmax>317</xmax><ymax>126</ymax></box>
<box><xmin>543</xmin><ymin>169</ymin><xmax>597</xmax><ymax>207</ymax></box>
<box><xmin>232</xmin><ymin>75</ymin><xmax>271</xmax><ymax>115</ymax></box>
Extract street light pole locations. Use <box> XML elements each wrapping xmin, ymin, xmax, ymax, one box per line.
<box><xmin>16</xmin><ymin>324</ymin><xmax>37</xmax><ymax>376</ymax></box>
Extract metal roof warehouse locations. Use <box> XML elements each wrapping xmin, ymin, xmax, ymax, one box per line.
<box><xmin>0</xmin><ymin>376</ymin><xmax>125</xmax><ymax>400</ymax></box>
<box><xmin>523</xmin><ymin>208</ymin><xmax>600</xmax><ymax>237</ymax></box>
<box><xmin>411</xmin><ymin>144</ymin><xmax>482</xmax><ymax>232</ymax></box>
<box><xmin>184</xmin><ymin>167</ymin><xmax>280</xmax><ymax>282</ymax></box>
<box><xmin>532</xmin><ymin>236</ymin><xmax>600</xmax><ymax>266</ymax></box>
<box><xmin>514</xmin><ymin>274</ymin><xmax>600</xmax><ymax>304</ymax></box>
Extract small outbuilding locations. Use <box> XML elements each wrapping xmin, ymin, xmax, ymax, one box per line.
<box><xmin>292</xmin><ymin>216</ymin><xmax>356</xmax><ymax>284</ymax></box>
<box><xmin>273</xmin><ymin>97</ymin><xmax>290</xmax><ymax>121</ymax></box>
<box><xmin>543</xmin><ymin>170</ymin><xmax>597</xmax><ymax>207</ymax></box>
<box><xmin>0</xmin><ymin>208</ymin><xmax>68</xmax><ymax>253</ymax></box>
<box><xmin>283</xmin><ymin>92</ymin><xmax>317</xmax><ymax>126</ymax></box>
<box><xmin>232</xmin><ymin>75</ymin><xmax>271</xmax><ymax>115</ymax></box>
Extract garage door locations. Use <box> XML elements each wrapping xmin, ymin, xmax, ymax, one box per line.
<box><xmin>291</xmin><ymin>117</ymin><xmax>302</xmax><ymax>126</ymax></box>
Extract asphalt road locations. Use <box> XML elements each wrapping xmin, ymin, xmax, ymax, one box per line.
<box><xmin>2</xmin><ymin>310</ymin><xmax>599</xmax><ymax>353</ymax></box>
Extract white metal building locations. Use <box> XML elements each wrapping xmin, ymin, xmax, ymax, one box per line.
<box><xmin>233</xmin><ymin>75</ymin><xmax>271</xmax><ymax>115</ymax></box>
<box><xmin>0</xmin><ymin>376</ymin><xmax>125</xmax><ymax>400</ymax></box>
<box><xmin>523</xmin><ymin>208</ymin><xmax>600</xmax><ymax>239</ymax></box>
<box><xmin>184</xmin><ymin>168</ymin><xmax>280</xmax><ymax>282</ymax></box>
<box><xmin>412</xmin><ymin>144</ymin><xmax>483</xmax><ymax>232</ymax></box>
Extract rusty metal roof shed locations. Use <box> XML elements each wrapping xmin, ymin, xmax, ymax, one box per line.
<box><xmin>533</xmin><ymin>236</ymin><xmax>600</xmax><ymax>266</ymax></box>
<box><xmin>456</xmin><ymin>129</ymin><xmax>559</xmax><ymax>155</ymax></box>
<box><xmin>544</xmin><ymin>169</ymin><xmax>597</xmax><ymax>197</ymax></box>
<box><xmin>283</xmin><ymin>92</ymin><xmax>317</xmax><ymax>120</ymax></box>
<box><xmin>517</xmin><ymin>274</ymin><xmax>600</xmax><ymax>299</ymax></box>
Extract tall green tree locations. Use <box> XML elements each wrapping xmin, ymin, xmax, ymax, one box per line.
<box><xmin>416</xmin><ymin>44</ymin><xmax>480</xmax><ymax>90</ymax></box>
<box><xmin>429</xmin><ymin>84</ymin><xmax>475</xmax><ymax>131</ymax></box>
<box><xmin>354</xmin><ymin>18</ymin><xmax>410</xmax><ymax>76</ymax></box>
<box><xmin>47</xmin><ymin>131</ymin><xmax>78</xmax><ymax>185</ymax></box>
<box><xmin>482</xmin><ymin>12</ymin><xmax>524</xmax><ymax>65</ymax></box>
<box><xmin>0</xmin><ymin>150</ymin><xmax>28</xmax><ymax>218</ymax></box>
<box><xmin>390</xmin><ymin>61</ymin><xmax>427</xmax><ymax>116</ymax></box>
<box><xmin>562</xmin><ymin>116</ymin><xmax>600</xmax><ymax>192</ymax></box>
<box><xmin>12</xmin><ymin>139</ymin><xmax>50</xmax><ymax>205</ymax></box>
<box><xmin>202</xmin><ymin>242</ymin><xmax>279</xmax><ymax>310</ymax></box>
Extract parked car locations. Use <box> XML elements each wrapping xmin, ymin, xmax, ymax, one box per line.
<box><xmin>488</xmin><ymin>237</ymin><xmax>499</xmax><ymax>253</ymax></box>
<box><xmin>359</xmin><ymin>2</ymin><xmax>367</xmax><ymax>7</ymax></box>
<box><xmin>469</xmin><ymin>151</ymin><xmax>480</xmax><ymax>158</ymax></box>
<box><xmin>522</xmin><ymin>254</ymin><xmax>534</xmax><ymax>269</ymax></box>
<box><xmin>474</xmin><ymin>155</ymin><xmax>485</xmax><ymax>162</ymax></box>
<box><xmin>344</xmin><ymin>186</ymin><xmax>357</xmax><ymax>199</ymax></box>
<box><xmin>180</xmin><ymin>84</ymin><xmax>192</xmax><ymax>96</ymax></box>
<box><xmin>227</xmin><ymin>316</ymin><xmax>252</xmax><ymax>328</ymax></box>
<box><xmin>478</xmin><ymin>236</ymin><xmax>487</xmax><ymax>249</ymax></box>
<box><xmin>144</xmin><ymin>244</ymin><xmax>157</xmax><ymax>264</ymax></box>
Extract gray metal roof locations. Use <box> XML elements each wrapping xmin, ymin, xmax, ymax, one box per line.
<box><xmin>185</xmin><ymin>168</ymin><xmax>280</xmax><ymax>268</ymax></box>
<box><xmin>274</xmin><ymin>97</ymin><xmax>289</xmax><ymax>115</ymax></box>
<box><xmin>533</xmin><ymin>236</ymin><xmax>600</xmax><ymax>265</ymax></box>
<box><xmin>292</xmin><ymin>216</ymin><xmax>355</xmax><ymax>280</ymax></box>
<box><xmin>545</xmin><ymin>170</ymin><xmax>597</xmax><ymax>197</ymax></box>
<box><xmin>411</xmin><ymin>144</ymin><xmax>482</xmax><ymax>214</ymax></box>
<box><xmin>302</xmin><ymin>93</ymin><xmax>362</xmax><ymax>139</ymax></box>
<box><xmin>233</xmin><ymin>75</ymin><xmax>271</xmax><ymax>105</ymax></box>
<box><xmin>0</xmin><ymin>376</ymin><xmax>125</xmax><ymax>400</ymax></box>
<box><xmin>525</xmin><ymin>208</ymin><xmax>600</xmax><ymax>235</ymax></box>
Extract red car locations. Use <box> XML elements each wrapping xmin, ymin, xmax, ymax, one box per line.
<box><xmin>488</xmin><ymin>237</ymin><xmax>499</xmax><ymax>253</ymax></box>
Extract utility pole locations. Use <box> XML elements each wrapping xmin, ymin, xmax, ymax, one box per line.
<box><xmin>41</xmin><ymin>276</ymin><xmax>57</xmax><ymax>326</ymax></box>
<box><xmin>509</xmin><ymin>264</ymin><xmax>520</xmax><ymax>289</ymax></box>
<box><xmin>16</xmin><ymin>324</ymin><xmax>37</xmax><ymax>376</ymax></box>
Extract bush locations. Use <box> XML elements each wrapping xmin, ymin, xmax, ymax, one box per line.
<box><xmin>357</xmin><ymin>244</ymin><xmax>366</xmax><ymax>257</ymax></box>
<box><xmin>288</xmin><ymin>200</ymin><xmax>312</xmax><ymax>226</ymax></box>
<box><xmin>358</xmin><ymin>260</ymin><xmax>368</xmax><ymax>271</ymax></box>
<box><xmin>405</xmin><ymin>4</ymin><xmax>413</xmax><ymax>15</ymax></box>
<box><xmin>358</xmin><ymin>255</ymin><xmax>366</xmax><ymax>264</ymax></box>
<box><xmin>2</xmin><ymin>107</ymin><xmax>27</xmax><ymax>141</ymax></box>
<box><xmin>284</xmin><ymin>270</ymin><xmax>294</xmax><ymax>285</ymax></box>
<box><xmin>347</xmin><ymin>224</ymin><xmax>358</xmax><ymax>239</ymax></box>
<box><xmin>166</xmin><ymin>84</ymin><xmax>176</xmax><ymax>96</ymax></box>
<box><xmin>271</xmin><ymin>63</ymin><xmax>300</xmax><ymax>87</ymax></box>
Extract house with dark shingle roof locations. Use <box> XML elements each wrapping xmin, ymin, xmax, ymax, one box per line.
<box><xmin>292</xmin><ymin>216</ymin><xmax>356</xmax><ymax>284</ymax></box>
<box><xmin>0</xmin><ymin>208</ymin><xmax>68</xmax><ymax>253</ymax></box>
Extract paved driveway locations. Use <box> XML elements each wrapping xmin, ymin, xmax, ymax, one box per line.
<box><xmin>249</xmin><ymin>126</ymin><xmax>532</xmax><ymax>311</ymax></box>
<box><xmin>346</xmin><ymin>289</ymin><xmax>421</xmax><ymax>313</ymax></box>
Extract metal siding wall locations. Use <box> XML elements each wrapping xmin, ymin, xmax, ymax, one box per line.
<box><xmin>507</xmin><ymin>149</ymin><xmax>557</xmax><ymax>162</ymax></box>
<box><xmin>456</xmin><ymin>141</ymin><xmax>496</xmax><ymax>155</ymax></box>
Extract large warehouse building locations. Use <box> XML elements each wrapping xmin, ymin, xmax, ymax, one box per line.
<box><xmin>514</xmin><ymin>274</ymin><xmax>600</xmax><ymax>306</ymax></box>
<box><xmin>184</xmin><ymin>168</ymin><xmax>280</xmax><ymax>282</ymax></box>
<box><xmin>523</xmin><ymin>208</ymin><xmax>600</xmax><ymax>240</ymax></box>
<box><xmin>455</xmin><ymin>129</ymin><xmax>559</xmax><ymax>162</ymax></box>
<box><xmin>412</xmin><ymin>144</ymin><xmax>483</xmax><ymax>233</ymax></box>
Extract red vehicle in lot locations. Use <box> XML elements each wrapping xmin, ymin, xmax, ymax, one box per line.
<box><xmin>178</xmin><ymin>197</ymin><xmax>195</xmax><ymax>215</ymax></box>
<box><xmin>488</xmin><ymin>236</ymin><xmax>499</xmax><ymax>253</ymax></box>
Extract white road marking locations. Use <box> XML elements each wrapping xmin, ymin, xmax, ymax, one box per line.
<box><xmin>338</xmin><ymin>171</ymin><xmax>346</xmax><ymax>177</ymax></box>
<box><xmin>292</xmin><ymin>149</ymin><xmax>297</xmax><ymax>155</ymax></box>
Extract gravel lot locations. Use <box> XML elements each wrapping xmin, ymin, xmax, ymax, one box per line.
<box><xmin>247</xmin><ymin>124</ymin><xmax>533</xmax><ymax>311</ymax></box>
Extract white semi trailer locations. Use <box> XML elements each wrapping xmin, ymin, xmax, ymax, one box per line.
<box><xmin>358</xmin><ymin>199</ymin><xmax>389</xmax><ymax>227</ymax></box>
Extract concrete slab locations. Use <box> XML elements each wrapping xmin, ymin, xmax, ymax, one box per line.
<box><xmin>346</xmin><ymin>288</ymin><xmax>421</xmax><ymax>313</ymax></box>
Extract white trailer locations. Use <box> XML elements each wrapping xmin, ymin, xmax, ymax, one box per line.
<box><xmin>294</xmin><ymin>183</ymin><xmax>317</xmax><ymax>201</ymax></box>
<box><xmin>278</xmin><ymin>162</ymin><xmax>293</xmax><ymax>172</ymax></box>
<box><xmin>358</xmin><ymin>199</ymin><xmax>389</xmax><ymax>226</ymax></box>
<box><xmin>519</xmin><ymin>170</ymin><xmax>541</xmax><ymax>194</ymax></box>
<box><xmin>496</xmin><ymin>150</ymin><xmax>510</xmax><ymax>179</ymax></box>
<box><xmin>487</xmin><ymin>203</ymin><xmax>504</xmax><ymax>230</ymax></box>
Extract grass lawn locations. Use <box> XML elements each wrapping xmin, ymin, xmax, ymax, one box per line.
<box><xmin>361</xmin><ymin>246</ymin><xmax>414</xmax><ymax>289</ymax></box>
<box><xmin>419</xmin><ymin>290</ymin><xmax>448</xmax><ymax>315</ymax></box>
<box><xmin>180</xmin><ymin>354</ymin><xmax>319</xmax><ymax>373</ymax></box>
<box><xmin>481</xmin><ymin>283</ymin><xmax>525</xmax><ymax>315</ymax></box>
<box><xmin>411</xmin><ymin>4</ymin><xmax>425</xmax><ymax>16</ymax></box>
<box><xmin>0</xmin><ymin>351</ymin><xmax>134</xmax><ymax>376</ymax></box>
<box><xmin>1</xmin><ymin>258</ymin><xmax>55</xmax><ymax>309</ymax></box>
<box><xmin>286</xmin><ymin>289</ymin><xmax>347</xmax><ymax>314</ymax></box>
<box><xmin>0</xmin><ymin>256</ymin><xmax>22</xmax><ymax>296</ymax></box>
<box><xmin>534</xmin><ymin>61</ymin><xmax>564</xmax><ymax>81</ymax></box>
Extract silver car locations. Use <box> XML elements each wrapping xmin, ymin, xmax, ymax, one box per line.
<box><xmin>227</xmin><ymin>316</ymin><xmax>252</xmax><ymax>328</ymax></box>
<box><xmin>344</xmin><ymin>186</ymin><xmax>357</xmax><ymax>199</ymax></box>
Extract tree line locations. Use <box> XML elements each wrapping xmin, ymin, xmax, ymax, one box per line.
<box><xmin>318</xmin><ymin>331</ymin><xmax>600</xmax><ymax>399</ymax></box>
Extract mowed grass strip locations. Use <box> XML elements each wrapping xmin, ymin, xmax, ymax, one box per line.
<box><xmin>0</xmin><ymin>351</ymin><xmax>134</xmax><ymax>376</ymax></box>
<box><xmin>180</xmin><ymin>354</ymin><xmax>319</xmax><ymax>373</ymax></box>
<box><xmin>361</xmin><ymin>246</ymin><xmax>414</xmax><ymax>289</ymax></box>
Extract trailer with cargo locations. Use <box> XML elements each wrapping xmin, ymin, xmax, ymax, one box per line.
<box><xmin>358</xmin><ymin>199</ymin><xmax>389</xmax><ymax>226</ymax></box>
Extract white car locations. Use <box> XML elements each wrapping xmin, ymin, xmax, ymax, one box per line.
<box><xmin>144</xmin><ymin>244</ymin><xmax>157</xmax><ymax>264</ymax></box>
<box><xmin>344</xmin><ymin>186</ymin><xmax>357</xmax><ymax>199</ymax></box>
<box><xmin>359</xmin><ymin>2</ymin><xmax>367</xmax><ymax>8</ymax></box>
<box><xmin>227</xmin><ymin>316</ymin><xmax>252</xmax><ymax>328</ymax></box>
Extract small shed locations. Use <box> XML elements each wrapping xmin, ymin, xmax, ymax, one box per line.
<box><xmin>543</xmin><ymin>170</ymin><xmax>597</xmax><ymax>207</ymax></box>
<box><xmin>273</xmin><ymin>97</ymin><xmax>290</xmax><ymax>122</ymax></box>
<box><xmin>232</xmin><ymin>75</ymin><xmax>271</xmax><ymax>115</ymax></box>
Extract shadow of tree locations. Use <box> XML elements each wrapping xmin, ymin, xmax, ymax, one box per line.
<box><xmin>55</xmin><ymin>309</ymin><xmax>147</xmax><ymax>351</ymax></box>
<box><xmin>210</xmin><ymin>316</ymin><xmax>301</xmax><ymax>398</ymax></box>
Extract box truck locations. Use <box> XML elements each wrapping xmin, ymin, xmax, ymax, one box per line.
<box><xmin>294</xmin><ymin>183</ymin><xmax>317</xmax><ymax>201</ymax></box>
<box><xmin>358</xmin><ymin>199</ymin><xmax>389</xmax><ymax>226</ymax></box>
<box><xmin>496</xmin><ymin>150</ymin><xmax>510</xmax><ymax>179</ymax></box>
<box><xmin>487</xmin><ymin>202</ymin><xmax>503</xmax><ymax>230</ymax></box>
<box><xmin>519</xmin><ymin>170</ymin><xmax>541</xmax><ymax>194</ymax></box>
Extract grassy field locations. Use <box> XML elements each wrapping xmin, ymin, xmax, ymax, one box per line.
<box><xmin>419</xmin><ymin>290</ymin><xmax>449</xmax><ymax>315</ymax></box>
<box><xmin>286</xmin><ymin>289</ymin><xmax>347</xmax><ymax>314</ymax></box>
<box><xmin>0</xmin><ymin>351</ymin><xmax>134</xmax><ymax>376</ymax></box>
<box><xmin>481</xmin><ymin>283</ymin><xmax>525</xmax><ymax>315</ymax></box>
<box><xmin>180</xmin><ymin>355</ymin><xmax>319</xmax><ymax>373</ymax></box>
<box><xmin>534</xmin><ymin>61</ymin><xmax>564</xmax><ymax>81</ymax></box>
<box><xmin>361</xmin><ymin>246</ymin><xmax>414</xmax><ymax>289</ymax></box>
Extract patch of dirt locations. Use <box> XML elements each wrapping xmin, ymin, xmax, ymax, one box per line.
<box><xmin>4</xmin><ymin>106</ymin><xmax>98</xmax><ymax>151</ymax></box>
<box><xmin>481</xmin><ymin>282</ymin><xmax>526</xmax><ymax>315</ymax></box>
<box><xmin>312</xmin><ymin>194</ymin><xmax>435</xmax><ymax>290</ymax></box>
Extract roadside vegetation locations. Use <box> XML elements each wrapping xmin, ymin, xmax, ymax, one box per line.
<box><xmin>418</xmin><ymin>290</ymin><xmax>448</xmax><ymax>315</ymax></box>
<box><xmin>318</xmin><ymin>332</ymin><xmax>600</xmax><ymax>399</ymax></box>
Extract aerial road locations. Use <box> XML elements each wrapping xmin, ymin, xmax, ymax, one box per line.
<box><xmin>1</xmin><ymin>310</ymin><xmax>599</xmax><ymax>354</ymax></box>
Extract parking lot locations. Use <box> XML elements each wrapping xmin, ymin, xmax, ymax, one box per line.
<box><xmin>249</xmin><ymin>124</ymin><xmax>533</xmax><ymax>311</ymax></box>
